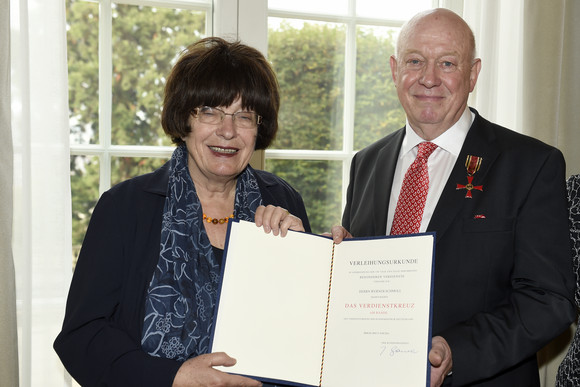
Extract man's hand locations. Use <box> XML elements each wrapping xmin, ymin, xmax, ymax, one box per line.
<box><xmin>429</xmin><ymin>336</ymin><xmax>452</xmax><ymax>387</ymax></box>
<box><xmin>327</xmin><ymin>225</ymin><xmax>353</xmax><ymax>244</ymax></box>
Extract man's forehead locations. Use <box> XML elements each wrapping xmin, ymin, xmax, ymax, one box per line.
<box><xmin>399</xmin><ymin>47</ymin><xmax>462</xmax><ymax>58</ymax></box>
<box><xmin>397</xmin><ymin>10</ymin><xmax>475</xmax><ymax>58</ymax></box>
<box><xmin>398</xmin><ymin>26</ymin><xmax>473</xmax><ymax>60</ymax></box>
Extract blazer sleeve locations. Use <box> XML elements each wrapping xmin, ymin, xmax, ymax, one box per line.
<box><xmin>53</xmin><ymin>189</ymin><xmax>181</xmax><ymax>387</ymax></box>
<box><xmin>441</xmin><ymin>148</ymin><xmax>576</xmax><ymax>385</ymax></box>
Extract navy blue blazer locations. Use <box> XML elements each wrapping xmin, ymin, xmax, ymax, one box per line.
<box><xmin>54</xmin><ymin>163</ymin><xmax>310</xmax><ymax>386</ymax></box>
<box><xmin>343</xmin><ymin>109</ymin><xmax>576</xmax><ymax>386</ymax></box>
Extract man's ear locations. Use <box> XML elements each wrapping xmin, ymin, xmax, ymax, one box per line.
<box><xmin>469</xmin><ymin>58</ymin><xmax>482</xmax><ymax>92</ymax></box>
<box><xmin>390</xmin><ymin>55</ymin><xmax>398</xmax><ymax>86</ymax></box>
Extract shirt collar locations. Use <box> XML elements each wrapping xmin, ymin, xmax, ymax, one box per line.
<box><xmin>401</xmin><ymin>107</ymin><xmax>474</xmax><ymax>157</ymax></box>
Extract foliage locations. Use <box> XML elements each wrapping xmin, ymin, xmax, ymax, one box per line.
<box><xmin>70</xmin><ymin>155</ymin><xmax>99</xmax><ymax>260</ymax></box>
<box><xmin>67</xmin><ymin>2</ymin><xmax>405</xmax><ymax>255</ymax></box>
<box><xmin>354</xmin><ymin>27</ymin><xmax>406</xmax><ymax>150</ymax></box>
<box><xmin>67</xmin><ymin>0</ymin><xmax>99</xmax><ymax>145</ymax></box>
<box><xmin>268</xmin><ymin>22</ymin><xmax>345</xmax><ymax>151</ymax></box>
<box><xmin>110</xmin><ymin>4</ymin><xmax>205</xmax><ymax>147</ymax></box>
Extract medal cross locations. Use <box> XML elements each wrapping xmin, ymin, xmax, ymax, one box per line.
<box><xmin>456</xmin><ymin>175</ymin><xmax>483</xmax><ymax>198</ymax></box>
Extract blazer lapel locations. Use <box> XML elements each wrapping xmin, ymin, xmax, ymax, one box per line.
<box><xmin>427</xmin><ymin>112</ymin><xmax>500</xmax><ymax>242</ymax></box>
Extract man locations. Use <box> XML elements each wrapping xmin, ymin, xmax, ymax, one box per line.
<box><xmin>332</xmin><ymin>8</ymin><xmax>576</xmax><ymax>386</ymax></box>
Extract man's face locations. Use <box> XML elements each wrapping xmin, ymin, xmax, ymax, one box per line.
<box><xmin>390</xmin><ymin>12</ymin><xmax>481</xmax><ymax>140</ymax></box>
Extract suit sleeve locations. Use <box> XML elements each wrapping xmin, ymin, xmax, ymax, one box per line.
<box><xmin>441</xmin><ymin>148</ymin><xmax>576</xmax><ymax>385</ymax></box>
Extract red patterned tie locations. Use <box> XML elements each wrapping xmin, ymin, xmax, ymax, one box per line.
<box><xmin>390</xmin><ymin>142</ymin><xmax>438</xmax><ymax>235</ymax></box>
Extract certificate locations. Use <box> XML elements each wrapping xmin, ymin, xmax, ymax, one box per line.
<box><xmin>209</xmin><ymin>220</ymin><xmax>435</xmax><ymax>387</ymax></box>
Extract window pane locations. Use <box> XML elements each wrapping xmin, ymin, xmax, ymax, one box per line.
<box><xmin>265</xmin><ymin>159</ymin><xmax>342</xmax><ymax>234</ymax></box>
<box><xmin>67</xmin><ymin>0</ymin><xmax>99</xmax><ymax>145</ymax></box>
<box><xmin>268</xmin><ymin>19</ymin><xmax>345</xmax><ymax>150</ymax></box>
<box><xmin>111</xmin><ymin>156</ymin><xmax>169</xmax><ymax>187</ymax></box>
<box><xmin>70</xmin><ymin>155</ymin><xmax>100</xmax><ymax>265</ymax></box>
<box><xmin>356</xmin><ymin>0</ymin><xmax>433</xmax><ymax>20</ymax></box>
<box><xmin>269</xmin><ymin>0</ymin><xmax>349</xmax><ymax>15</ymax></box>
<box><xmin>111</xmin><ymin>4</ymin><xmax>206</xmax><ymax>145</ymax></box>
<box><xmin>354</xmin><ymin>25</ymin><xmax>405</xmax><ymax>150</ymax></box>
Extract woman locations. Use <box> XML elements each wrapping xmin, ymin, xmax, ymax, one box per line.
<box><xmin>54</xmin><ymin>37</ymin><xmax>310</xmax><ymax>387</ymax></box>
<box><xmin>556</xmin><ymin>174</ymin><xmax>580</xmax><ymax>386</ymax></box>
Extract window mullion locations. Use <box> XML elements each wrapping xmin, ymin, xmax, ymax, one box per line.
<box><xmin>213</xmin><ymin>0</ymin><xmax>239</xmax><ymax>38</ymax></box>
<box><xmin>99</xmin><ymin>0</ymin><xmax>113</xmax><ymax>195</ymax></box>
<box><xmin>342</xmin><ymin>1</ymin><xmax>357</xmax><ymax>214</ymax></box>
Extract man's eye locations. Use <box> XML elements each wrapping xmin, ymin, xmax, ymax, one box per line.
<box><xmin>440</xmin><ymin>60</ymin><xmax>458</xmax><ymax>69</ymax></box>
<box><xmin>408</xmin><ymin>59</ymin><xmax>421</xmax><ymax>65</ymax></box>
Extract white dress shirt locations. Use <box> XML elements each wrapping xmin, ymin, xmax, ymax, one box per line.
<box><xmin>386</xmin><ymin>107</ymin><xmax>475</xmax><ymax>234</ymax></box>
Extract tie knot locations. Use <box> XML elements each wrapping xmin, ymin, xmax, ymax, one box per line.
<box><xmin>417</xmin><ymin>142</ymin><xmax>437</xmax><ymax>160</ymax></box>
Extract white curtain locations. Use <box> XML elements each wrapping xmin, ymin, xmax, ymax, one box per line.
<box><xmin>463</xmin><ymin>0</ymin><xmax>524</xmax><ymax>131</ymax></box>
<box><xmin>1</xmin><ymin>0</ymin><xmax>19</xmax><ymax>385</ymax></box>
<box><xmin>522</xmin><ymin>0</ymin><xmax>580</xmax><ymax>178</ymax></box>
<box><xmin>11</xmin><ymin>0</ymin><xmax>72</xmax><ymax>385</ymax></box>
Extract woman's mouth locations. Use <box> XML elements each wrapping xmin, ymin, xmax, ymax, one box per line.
<box><xmin>209</xmin><ymin>146</ymin><xmax>238</xmax><ymax>155</ymax></box>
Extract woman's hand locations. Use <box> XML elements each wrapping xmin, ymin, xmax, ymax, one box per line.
<box><xmin>254</xmin><ymin>205</ymin><xmax>305</xmax><ymax>237</ymax></box>
<box><xmin>172</xmin><ymin>352</ymin><xmax>262</xmax><ymax>387</ymax></box>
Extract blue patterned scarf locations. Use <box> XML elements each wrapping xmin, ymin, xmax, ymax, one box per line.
<box><xmin>141</xmin><ymin>144</ymin><xmax>262</xmax><ymax>361</ymax></box>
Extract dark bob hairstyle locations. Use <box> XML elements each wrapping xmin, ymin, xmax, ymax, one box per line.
<box><xmin>162</xmin><ymin>37</ymin><xmax>280</xmax><ymax>150</ymax></box>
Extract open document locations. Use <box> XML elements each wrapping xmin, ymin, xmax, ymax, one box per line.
<box><xmin>209</xmin><ymin>220</ymin><xmax>435</xmax><ymax>387</ymax></box>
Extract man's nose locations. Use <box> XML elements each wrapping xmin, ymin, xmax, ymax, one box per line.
<box><xmin>419</xmin><ymin>63</ymin><xmax>440</xmax><ymax>88</ymax></box>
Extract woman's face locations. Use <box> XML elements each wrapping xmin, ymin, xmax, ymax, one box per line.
<box><xmin>183</xmin><ymin>97</ymin><xmax>258</xmax><ymax>186</ymax></box>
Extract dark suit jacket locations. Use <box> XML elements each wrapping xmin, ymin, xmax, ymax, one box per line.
<box><xmin>54</xmin><ymin>163</ymin><xmax>310</xmax><ymax>387</ymax></box>
<box><xmin>342</xmin><ymin>109</ymin><xmax>576</xmax><ymax>386</ymax></box>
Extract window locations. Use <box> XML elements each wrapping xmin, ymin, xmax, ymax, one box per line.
<box><xmin>67</xmin><ymin>0</ymin><xmax>436</xmax><ymax>260</ymax></box>
<box><xmin>67</xmin><ymin>0</ymin><xmax>211</xmax><ymax>262</ymax></box>
<box><xmin>265</xmin><ymin>0</ymin><xmax>434</xmax><ymax>233</ymax></box>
